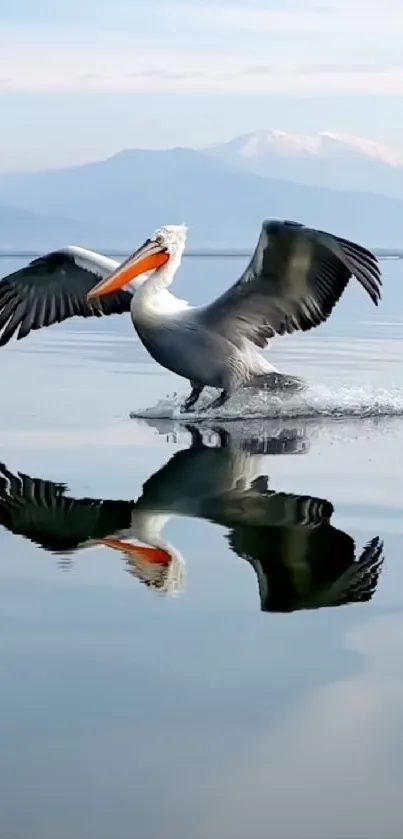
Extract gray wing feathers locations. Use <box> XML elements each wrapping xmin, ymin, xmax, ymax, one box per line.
<box><xmin>0</xmin><ymin>246</ymin><xmax>132</xmax><ymax>345</ymax></box>
<box><xmin>201</xmin><ymin>220</ymin><xmax>382</xmax><ymax>349</ymax></box>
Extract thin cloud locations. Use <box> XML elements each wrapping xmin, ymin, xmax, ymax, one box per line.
<box><xmin>242</xmin><ymin>65</ymin><xmax>276</xmax><ymax>76</ymax></box>
<box><xmin>126</xmin><ymin>70</ymin><xmax>205</xmax><ymax>80</ymax></box>
<box><xmin>2</xmin><ymin>66</ymin><xmax>402</xmax><ymax>95</ymax></box>
<box><xmin>172</xmin><ymin>1</ymin><xmax>403</xmax><ymax>33</ymax></box>
<box><xmin>298</xmin><ymin>62</ymin><xmax>403</xmax><ymax>74</ymax></box>
<box><xmin>1</xmin><ymin>6</ymin><xmax>403</xmax><ymax>96</ymax></box>
<box><xmin>75</xmin><ymin>73</ymin><xmax>98</xmax><ymax>81</ymax></box>
<box><xmin>312</xmin><ymin>3</ymin><xmax>336</xmax><ymax>11</ymax></box>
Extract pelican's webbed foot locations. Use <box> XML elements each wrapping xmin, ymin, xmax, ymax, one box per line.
<box><xmin>181</xmin><ymin>384</ymin><xmax>204</xmax><ymax>413</ymax></box>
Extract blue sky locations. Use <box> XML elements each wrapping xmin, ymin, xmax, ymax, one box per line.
<box><xmin>1</xmin><ymin>0</ymin><xmax>403</xmax><ymax>170</ymax></box>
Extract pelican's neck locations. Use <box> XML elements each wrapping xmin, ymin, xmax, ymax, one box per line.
<box><xmin>131</xmin><ymin>510</ymin><xmax>172</xmax><ymax>546</ymax></box>
<box><xmin>132</xmin><ymin>248</ymin><xmax>189</xmax><ymax>315</ymax></box>
<box><xmin>144</xmin><ymin>249</ymin><xmax>183</xmax><ymax>297</ymax></box>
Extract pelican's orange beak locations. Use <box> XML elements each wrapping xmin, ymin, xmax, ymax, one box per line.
<box><xmin>87</xmin><ymin>238</ymin><xmax>170</xmax><ymax>300</ymax></box>
<box><xmin>96</xmin><ymin>537</ymin><xmax>171</xmax><ymax>565</ymax></box>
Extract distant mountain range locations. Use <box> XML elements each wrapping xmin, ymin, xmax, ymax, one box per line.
<box><xmin>213</xmin><ymin>130</ymin><xmax>403</xmax><ymax>167</ymax></box>
<box><xmin>0</xmin><ymin>204</ymin><xmax>111</xmax><ymax>249</ymax></box>
<box><xmin>207</xmin><ymin>130</ymin><xmax>403</xmax><ymax>198</ymax></box>
<box><xmin>1</xmin><ymin>130</ymin><xmax>403</xmax><ymax>250</ymax></box>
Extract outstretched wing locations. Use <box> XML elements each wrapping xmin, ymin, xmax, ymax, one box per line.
<box><xmin>0</xmin><ymin>463</ymin><xmax>133</xmax><ymax>551</ymax></box>
<box><xmin>0</xmin><ymin>246</ymin><xmax>132</xmax><ymax>346</ymax></box>
<box><xmin>200</xmin><ymin>219</ymin><xmax>382</xmax><ymax>349</ymax></box>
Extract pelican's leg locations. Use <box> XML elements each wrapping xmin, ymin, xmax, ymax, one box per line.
<box><xmin>183</xmin><ymin>424</ymin><xmax>204</xmax><ymax>448</ymax></box>
<box><xmin>181</xmin><ymin>383</ymin><xmax>204</xmax><ymax>412</ymax></box>
<box><xmin>211</xmin><ymin>426</ymin><xmax>230</xmax><ymax>447</ymax></box>
<box><xmin>205</xmin><ymin>389</ymin><xmax>231</xmax><ymax>411</ymax></box>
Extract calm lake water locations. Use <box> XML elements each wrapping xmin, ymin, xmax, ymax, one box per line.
<box><xmin>1</xmin><ymin>252</ymin><xmax>403</xmax><ymax>839</ymax></box>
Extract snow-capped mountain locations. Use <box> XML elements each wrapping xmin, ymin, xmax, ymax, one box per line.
<box><xmin>207</xmin><ymin>130</ymin><xmax>403</xmax><ymax>198</ymax></box>
<box><xmin>210</xmin><ymin>130</ymin><xmax>403</xmax><ymax>165</ymax></box>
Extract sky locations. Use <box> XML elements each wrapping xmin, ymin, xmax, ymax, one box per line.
<box><xmin>1</xmin><ymin>0</ymin><xmax>403</xmax><ymax>170</ymax></box>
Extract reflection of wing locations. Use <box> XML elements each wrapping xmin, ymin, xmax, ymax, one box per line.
<box><xmin>203</xmin><ymin>488</ymin><xmax>333</xmax><ymax>530</ymax></box>
<box><xmin>0</xmin><ymin>463</ymin><xmax>133</xmax><ymax>552</ymax></box>
<box><xmin>315</xmin><ymin>537</ymin><xmax>384</xmax><ymax>607</ymax></box>
<box><xmin>229</xmin><ymin>507</ymin><xmax>384</xmax><ymax>612</ymax></box>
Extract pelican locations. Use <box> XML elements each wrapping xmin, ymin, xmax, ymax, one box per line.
<box><xmin>0</xmin><ymin>219</ymin><xmax>385</xmax><ymax>411</ymax></box>
<box><xmin>0</xmin><ymin>420</ymin><xmax>385</xmax><ymax>611</ymax></box>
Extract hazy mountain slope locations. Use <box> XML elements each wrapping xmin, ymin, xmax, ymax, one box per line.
<box><xmin>0</xmin><ymin>205</ymin><xmax>112</xmax><ymax>249</ymax></box>
<box><xmin>0</xmin><ymin>146</ymin><xmax>403</xmax><ymax>248</ymax></box>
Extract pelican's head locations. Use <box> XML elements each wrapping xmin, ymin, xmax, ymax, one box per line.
<box><xmin>95</xmin><ymin>537</ymin><xmax>186</xmax><ymax>595</ymax></box>
<box><xmin>87</xmin><ymin>223</ymin><xmax>188</xmax><ymax>300</ymax></box>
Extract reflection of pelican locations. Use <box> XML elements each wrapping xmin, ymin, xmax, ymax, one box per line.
<box><xmin>0</xmin><ymin>422</ymin><xmax>384</xmax><ymax>611</ymax></box>
<box><xmin>0</xmin><ymin>220</ymin><xmax>387</xmax><ymax>411</ymax></box>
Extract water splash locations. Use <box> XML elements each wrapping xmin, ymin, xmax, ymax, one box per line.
<box><xmin>131</xmin><ymin>381</ymin><xmax>403</xmax><ymax>422</ymax></box>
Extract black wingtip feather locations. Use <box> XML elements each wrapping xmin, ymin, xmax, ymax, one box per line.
<box><xmin>0</xmin><ymin>252</ymin><xmax>132</xmax><ymax>345</ymax></box>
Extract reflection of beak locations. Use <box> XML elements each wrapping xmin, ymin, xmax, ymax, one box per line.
<box><xmin>87</xmin><ymin>238</ymin><xmax>170</xmax><ymax>300</ymax></box>
<box><xmin>96</xmin><ymin>537</ymin><xmax>171</xmax><ymax>565</ymax></box>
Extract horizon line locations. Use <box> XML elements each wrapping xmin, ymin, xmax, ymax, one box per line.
<box><xmin>0</xmin><ymin>247</ymin><xmax>402</xmax><ymax>260</ymax></box>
